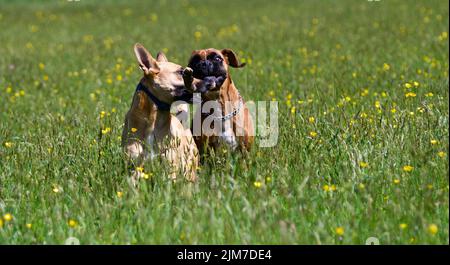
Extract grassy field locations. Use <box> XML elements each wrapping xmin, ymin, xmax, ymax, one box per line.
<box><xmin>0</xmin><ymin>0</ymin><xmax>448</xmax><ymax>244</ymax></box>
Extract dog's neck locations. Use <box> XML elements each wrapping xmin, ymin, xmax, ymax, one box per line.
<box><xmin>139</xmin><ymin>78</ymin><xmax>172</xmax><ymax>140</ymax></box>
<box><xmin>199</xmin><ymin>75</ymin><xmax>241</xmax><ymax>120</ymax></box>
<box><xmin>218</xmin><ymin>75</ymin><xmax>240</xmax><ymax>115</ymax></box>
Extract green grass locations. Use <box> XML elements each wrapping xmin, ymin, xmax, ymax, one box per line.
<box><xmin>0</xmin><ymin>0</ymin><xmax>448</xmax><ymax>244</ymax></box>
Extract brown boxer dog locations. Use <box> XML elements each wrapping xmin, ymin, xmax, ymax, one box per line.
<box><xmin>187</xmin><ymin>48</ymin><xmax>254</xmax><ymax>154</ymax></box>
<box><xmin>122</xmin><ymin>43</ymin><xmax>202</xmax><ymax>184</ymax></box>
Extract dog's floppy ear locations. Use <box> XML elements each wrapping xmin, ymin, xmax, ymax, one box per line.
<box><xmin>221</xmin><ymin>49</ymin><xmax>246</xmax><ymax>68</ymax></box>
<box><xmin>134</xmin><ymin>43</ymin><xmax>159</xmax><ymax>75</ymax></box>
<box><xmin>156</xmin><ymin>51</ymin><xmax>168</xmax><ymax>62</ymax></box>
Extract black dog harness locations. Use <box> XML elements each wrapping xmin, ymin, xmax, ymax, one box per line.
<box><xmin>136</xmin><ymin>83</ymin><xmax>193</xmax><ymax>111</ymax></box>
<box><xmin>136</xmin><ymin>83</ymin><xmax>171</xmax><ymax>111</ymax></box>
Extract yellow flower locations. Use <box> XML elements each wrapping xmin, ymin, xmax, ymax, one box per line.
<box><xmin>391</xmin><ymin>108</ymin><xmax>397</xmax><ymax>113</ymax></box>
<box><xmin>382</xmin><ymin>63</ymin><xmax>390</xmax><ymax>71</ymax></box>
<box><xmin>266</xmin><ymin>176</ymin><xmax>272</xmax><ymax>183</ymax></box>
<box><xmin>136</xmin><ymin>166</ymin><xmax>144</xmax><ymax>172</ymax></box>
<box><xmin>43</xmin><ymin>75</ymin><xmax>49</xmax><ymax>81</ymax></box>
<box><xmin>427</xmin><ymin>224</ymin><xmax>438</xmax><ymax>235</ymax></box>
<box><xmin>116</xmin><ymin>191</ymin><xmax>123</xmax><ymax>198</ymax></box>
<box><xmin>405</xmin><ymin>92</ymin><xmax>416</xmax><ymax>98</ymax></box>
<box><xmin>308</xmin><ymin>117</ymin><xmax>315</xmax><ymax>123</ymax></box>
<box><xmin>358</xmin><ymin>183</ymin><xmax>365</xmax><ymax>190</ymax></box>
<box><xmin>393</xmin><ymin>179</ymin><xmax>400</xmax><ymax>184</ymax></box>
<box><xmin>253</xmin><ymin>181</ymin><xmax>262</xmax><ymax>188</ymax></box>
<box><xmin>374</xmin><ymin>101</ymin><xmax>381</xmax><ymax>109</ymax></box>
<box><xmin>404</xmin><ymin>83</ymin><xmax>412</xmax><ymax>88</ymax></box>
<box><xmin>413</xmin><ymin>81</ymin><xmax>420</xmax><ymax>87</ymax></box>
<box><xmin>101</xmin><ymin>127</ymin><xmax>111</xmax><ymax>134</ymax></box>
<box><xmin>30</xmin><ymin>25</ymin><xmax>39</xmax><ymax>32</ymax></box>
<box><xmin>38</xmin><ymin>62</ymin><xmax>45</xmax><ymax>70</ymax></box>
<box><xmin>399</xmin><ymin>223</ymin><xmax>408</xmax><ymax>230</ymax></box>
<box><xmin>150</xmin><ymin>13</ymin><xmax>158</xmax><ymax>22</ymax></box>
<box><xmin>438</xmin><ymin>151</ymin><xmax>446</xmax><ymax>158</ymax></box>
<box><xmin>68</xmin><ymin>219</ymin><xmax>78</xmax><ymax>228</ymax></box>
<box><xmin>323</xmin><ymin>185</ymin><xmax>330</xmax><ymax>192</ymax></box>
<box><xmin>290</xmin><ymin>106</ymin><xmax>296</xmax><ymax>114</ymax></box>
<box><xmin>194</xmin><ymin>31</ymin><xmax>202</xmax><ymax>41</ymax></box>
<box><xmin>335</xmin><ymin>227</ymin><xmax>345</xmax><ymax>236</ymax></box>
<box><xmin>3</xmin><ymin>213</ymin><xmax>13</xmax><ymax>222</ymax></box>
<box><xmin>26</xmin><ymin>223</ymin><xmax>32</xmax><ymax>229</ymax></box>
<box><xmin>402</xmin><ymin>165</ymin><xmax>414</xmax><ymax>172</ymax></box>
<box><xmin>0</xmin><ymin>219</ymin><xmax>3</xmax><ymax>228</ymax></box>
<box><xmin>309</xmin><ymin>131</ymin><xmax>317</xmax><ymax>138</ymax></box>
<box><xmin>143</xmin><ymin>172</ymin><xmax>152</xmax><ymax>179</ymax></box>
<box><xmin>52</xmin><ymin>186</ymin><xmax>60</xmax><ymax>193</ymax></box>
<box><xmin>361</xmin><ymin>89</ymin><xmax>369</xmax><ymax>97</ymax></box>
<box><xmin>4</xmin><ymin>142</ymin><xmax>13</xmax><ymax>148</ymax></box>
<box><xmin>83</xmin><ymin>34</ymin><xmax>94</xmax><ymax>43</ymax></box>
<box><xmin>430</xmin><ymin>139</ymin><xmax>438</xmax><ymax>145</ymax></box>
<box><xmin>100</xmin><ymin>111</ymin><xmax>106</xmax><ymax>119</ymax></box>
<box><xmin>359</xmin><ymin>162</ymin><xmax>369</xmax><ymax>168</ymax></box>
<box><xmin>330</xmin><ymin>184</ymin><xmax>337</xmax><ymax>191</ymax></box>
<box><xmin>425</xmin><ymin>92</ymin><xmax>434</xmax><ymax>97</ymax></box>
<box><xmin>116</xmin><ymin>75</ymin><xmax>122</xmax><ymax>81</ymax></box>
<box><xmin>131</xmin><ymin>127</ymin><xmax>138</xmax><ymax>133</ymax></box>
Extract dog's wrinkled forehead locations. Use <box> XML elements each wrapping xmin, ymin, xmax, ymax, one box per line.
<box><xmin>191</xmin><ymin>48</ymin><xmax>224</xmax><ymax>61</ymax></box>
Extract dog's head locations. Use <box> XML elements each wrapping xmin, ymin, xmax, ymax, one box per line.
<box><xmin>134</xmin><ymin>43</ymin><xmax>194</xmax><ymax>104</ymax></box>
<box><xmin>187</xmin><ymin>48</ymin><xmax>245</xmax><ymax>100</ymax></box>
<box><xmin>188</xmin><ymin>48</ymin><xmax>245</xmax><ymax>80</ymax></box>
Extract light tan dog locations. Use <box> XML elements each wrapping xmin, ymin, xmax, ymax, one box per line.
<box><xmin>187</xmin><ymin>48</ymin><xmax>254</xmax><ymax>154</ymax></box>
<box><xmin>122</xmin><ymin>43</ymin><xmax>199</xmax><ymax>183</ymax></box>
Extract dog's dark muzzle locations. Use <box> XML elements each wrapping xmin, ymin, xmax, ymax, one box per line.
<box><xmin>194</xmin><ymin>61</ymin><xmax>214</xmax><ymax>77</ymax></box>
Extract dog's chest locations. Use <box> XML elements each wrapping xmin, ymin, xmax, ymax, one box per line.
<box><xmin>214</xmin><ymin>105</ymin><xmax>238</xmax><ymax>150</ymax></box>
<box><xmin>219</xmin><ymin>120</ymin><xmax>237</xmax><ymax>150</ymax></box>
